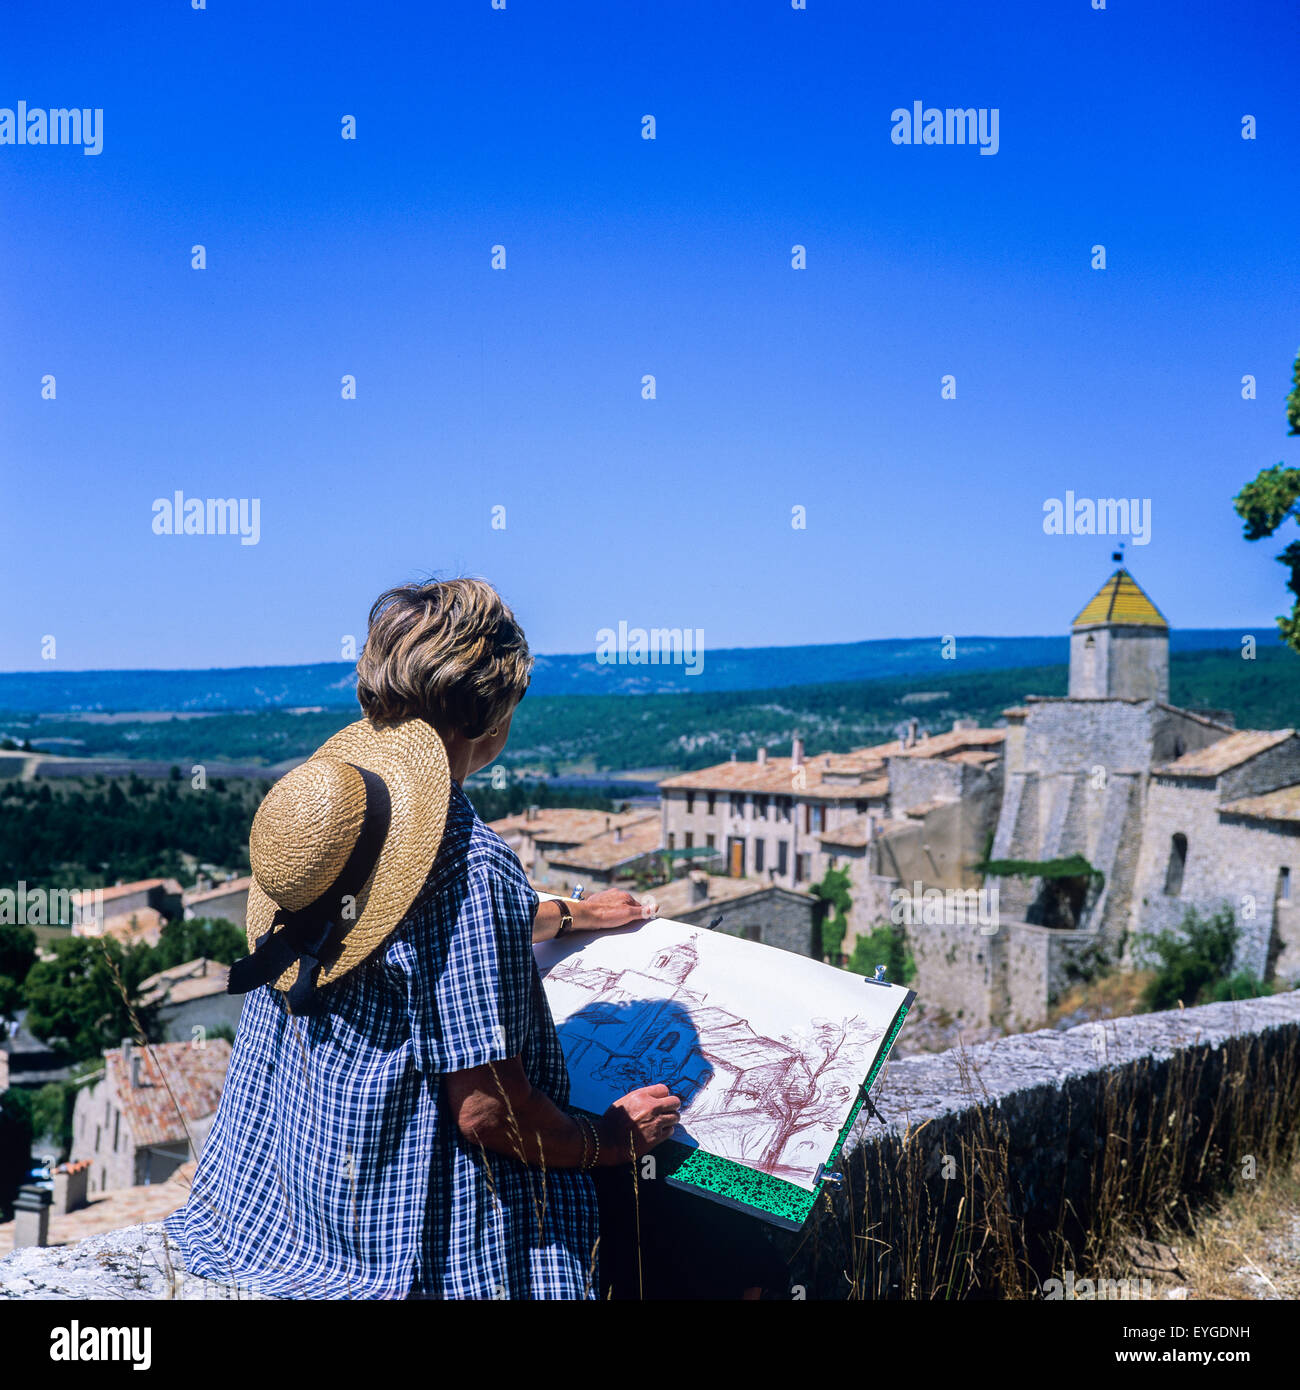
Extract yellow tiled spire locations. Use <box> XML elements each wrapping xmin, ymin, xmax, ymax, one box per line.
<box><xmin>1072</xmin><ymin>569</ymin><xmax>1168</xmax><ymax>629</ymax></box>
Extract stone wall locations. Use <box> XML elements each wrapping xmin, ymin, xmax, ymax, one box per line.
<box><xmin>787</xmin><ymin>990</ymin><xmax>1300</xmax><ymax>1298</ymax></box>
<box><xmin>6</xmin><ymin>993</ymin><xmax>1298</xmax><ymax>1300</ymax></box>
<box><xmin>1129</xmin><ymin>777</ymin><xmax>1300</xmax><ymax>980</ymax></box>
<box><xmin>685</xmin><ymin>888</ymin><xmax>819</xmax><ymax>959</ymax></box>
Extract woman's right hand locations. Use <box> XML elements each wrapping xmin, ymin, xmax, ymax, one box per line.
<box><xmin>600</xmin><ymin>1083</ymin><xmax>682</xmax><ymax>1161</ymax></box>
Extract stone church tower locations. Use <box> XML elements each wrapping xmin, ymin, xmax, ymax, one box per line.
<box><xmin>1068</xmin><ymin>568</ymin><xmax>1170</xmax><ymax>702</ymax></box>
<box><xmin>989</xmin><ymin>566</ymin><xmax>1229</xmax><ymax>969</ymax></box>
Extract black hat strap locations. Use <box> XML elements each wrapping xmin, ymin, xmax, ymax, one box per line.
<box><xmin>228</xmin><ymin>764</ymin><xmax>393</xmax><ymax>1010</ymax></box>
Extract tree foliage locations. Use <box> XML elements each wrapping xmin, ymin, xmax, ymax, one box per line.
<box><xmin>1137</xmin><ymin>906</ymin><xmax>1264</xmax><ymax>1011</ymax></box>
<box><xmin>1234</xmin><ymin>348</ymin><xmax>1300</xmax><ymax>652</ymax></box>
<box><xmin>847</xmin><ymin>921</ymin><xmax>916</xmax><ymax>985</ymax></box>
<box><xmin>0</xmin><ymin>775</ymin><xmax>267</xmax><ymax>888</ymax></box>
<box><xmin>812</xmin><ymin>865</ymin><xmax>852</xmax><ymax>962</ymax></box>
<box><xmin>21</xmin><ymin>937</ymin><xmax>157</xmax><ymax>1060</ymax></box>
<box><xmin>0</xmin><ymin>922</ymin><xmax>37</xmax><ymax>1037</ymax></box>
<box><xmin>0</xmin><ymin>1088</ymin><xmax>35</xmax><ymax>1220</ymax></box>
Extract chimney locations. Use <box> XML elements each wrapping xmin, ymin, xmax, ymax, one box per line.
<box><xmin>526</xmin><ymin>804</ymin><xmax>539</xmax><ymax>822</ymax></box>
<box><xmin>689</xmin><ymin>870</ymin><xmax>709</xmax><ymax>904</ymax></box>
<box><xmin>906</xmin><ymin>718</ymin><xmax>919</xmax><ymax>749</ymax></box>
<box><xmin>756</xmin><ymin>747</ymin><xmax>767</xmax><ymax>765</ymax></box>
<box><xmin>604</xmin><ymin>815</ymin><xmax>611</xmax><ymax>832</ymax></box>
<box><xmin>614</xmin><ymin>826</ymin><xmax>623</xmax><ymax>843</ymax></box>
<box><xmin>729</xmin><ymin>750</ymin><xmax>737</xmax><ymax>762</ymax></box>
<box><xmin>791</xmin><ymin>735</ymin><xmax>804</xmax><ymax>767</ymax></box>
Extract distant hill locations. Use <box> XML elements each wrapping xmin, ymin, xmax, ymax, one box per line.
<box><xmin>0</xmin><ymin>628</ymin><xmax>1284</xmax><ymax>713</ymax></box>
<box><xmin>2</xmin><ymin>644</ymin><xmax>1295</xmax><ymax>776</ymax></box>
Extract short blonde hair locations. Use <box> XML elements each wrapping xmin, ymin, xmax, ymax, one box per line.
<box><xmin>355</xmin><ymin>578</ymin><xmax>532</xmax><ymax>738</ymax></box>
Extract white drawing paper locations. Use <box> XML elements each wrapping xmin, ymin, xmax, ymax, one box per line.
<box><xmin>534</xmin><ymin>917</ymin><xmax>912</xmax><ymax>1190</ymax></box>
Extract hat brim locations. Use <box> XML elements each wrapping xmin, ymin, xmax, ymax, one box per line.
<box><xmin>246</xmin><ymin>717</ymin><xmax>451</xmax><ymax>995</ymax></box>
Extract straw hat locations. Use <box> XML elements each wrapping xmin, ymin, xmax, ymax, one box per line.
<box><xmin>230</xmin><ymin>717</ymin><xmax>450</xmax><ymax>1010</ymax></box>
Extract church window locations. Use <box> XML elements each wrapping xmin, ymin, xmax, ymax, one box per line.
<box><xmin>1163</xmin><ymin>833</ymin><xmax>1187</xmax><ymax>896</ymax></box>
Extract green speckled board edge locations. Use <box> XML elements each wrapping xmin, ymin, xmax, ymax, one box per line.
<box><xmin>616</xmin><ymin>987</ymin><xmax>917</xmax><ymax>1230</ymax></box>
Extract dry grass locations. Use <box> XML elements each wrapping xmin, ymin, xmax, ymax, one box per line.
<box><xmin>1115</xmin><ymin>1154</ymin><xmax>1300</xmax><ymax>1300</ymax></box>
<box><xmin>1047</xmin><ymin>969</ymin><xmax>1155</xmax><ymax>1028</ymax></box>
<box><xmin>795</xmin><ymin>1022</ymin><xmax>1300</xmax><ymax>1300</ymax></box>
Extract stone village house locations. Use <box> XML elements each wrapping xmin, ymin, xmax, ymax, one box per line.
<box><xmin>71</xmin><ymin>1039</ymin><xmax>231</xmax><ymax>1195</ymax></box>
<box><xmin>658</xmin><ymin>567</ymin><xmax>1300</xmax><ymax>1029</ymax></box>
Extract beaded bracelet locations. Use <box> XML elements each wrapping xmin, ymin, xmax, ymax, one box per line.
<box><xmin>573</xmin><ymin>1112</ymin><xmax>600</xmax><ymax>1170</ymax></box>
<box><xmin>586</xmin><ymin>1115</ymin><xmax>601</xmax><ymax>1170</ymax></box>
<box><xmin>573</xmin><ymin>1112</ymin><xmax>590</xmax><ymax>1170</ymax></box>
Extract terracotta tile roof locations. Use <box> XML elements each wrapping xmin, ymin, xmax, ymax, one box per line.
<box><xmin>1154</xmin><ymin>730</ymin><xmax>1295</xmax><ymax>778</ymax></box>
<box><xmin>660</xmin><ymin>729</ymin><xmax>1005</xmax><ymax>798</ymax></box>
<box><xmin>488</xmin><ymin>808</ymin><xmax>650</xmax><ymax>846</ymax></box>
<box><xmin>99</xmin><ymin>878</ymin><xmax>183</xmax><ymax>903</ymax></box>
<box><xmin>546</xmin><ymin>815</ymin><xmax>662</xmax><ymax>872</ymax></box>
<box><xmin>947</xmin><ymin>749</ymin><xmax>1002</xmax><ymax>767</ymax></box>
<box><xmin>818</xmin><ymin>816</ymin><xmax>872</xmax><ymax>848</ymax></box>
<box><xmin>105</xmin><ymin>1041</ymin><xmax>232</xmax><ymax>1150</ymax></box>
<box><xmin>100</xmin><ymin>908</ymin><xmax>168</xmax><ymax>946</ymax></box>
<box><xmin>0</xmin><ymin>1163</ymin><xmax>194</xmax><ymax>1258</ymax></box>
<box><xmin>661</xmin><ymin>740</ymin><xmax>904</xmax><ymax>795</ymax></box>
<box><xmin>903</xmin><ymin>797</ymin><xmax>956</xmax><ymax>819</ymax></box>
<box><xmin>1221</xmin><ymin>785</ymin><xmax>1300</xmax><ymax>823</ymax></box>
<box><xmin>635</xmin><ymin>874</ymin><xmax>807</xmax><ymax>919</ymax></box>
<box><xmin>183</xmin><ymin>876</ymin><xmax>252</xmax><ymax>906</ymax></box>
<box><xmin>890</xmin><ymin>727</ymin><xmax>1007</xmax><ymax>759</ymax></box>
<box><xmin>138</xmin><ymin>957</ymin><xmax>231</xmax><ymax>1009</ymax></box>
<box><xmin>1073</xmin><ymin>568</ymin><xmax>1168</xmax><ymax>629</ymax></box>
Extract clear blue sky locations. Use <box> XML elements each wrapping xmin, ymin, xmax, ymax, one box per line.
<box><xmin>1</xmin><ymin>0</ymin><xmax>1297</xmax><ymax>671</ymax></box>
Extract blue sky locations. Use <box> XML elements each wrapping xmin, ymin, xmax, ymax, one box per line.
<box><xmin>1</xmin><ymin>0</ymin><xmax>1298</xmax><ymax>672</ymax></box>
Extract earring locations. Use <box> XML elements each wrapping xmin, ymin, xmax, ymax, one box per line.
<box><xmin>487</xmin><ymin>727</ymin><xmax>499</xmax><ymax>737</ymax></box>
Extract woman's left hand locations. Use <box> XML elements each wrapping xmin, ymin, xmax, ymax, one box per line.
<box><xmin>572</xmin><ymin>888</ymin><xmax>656</xmax><ymax>932</ymax></box>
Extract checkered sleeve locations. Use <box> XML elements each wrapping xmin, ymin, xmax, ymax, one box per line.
<box><xmin>405</xmin><ymin>852</ymin><xmax>534</xmax><ymax>1075</ymax></box>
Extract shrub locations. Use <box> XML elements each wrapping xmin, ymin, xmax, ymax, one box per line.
<box><xmin>1138</xmin><ymin>907</ymin><xmax>1250</xmax><ymax>1011</ymax></box>
<box><xmin>812</xmin><ymin>866</ymin><xmax>852</xmax><ymax>962</ymax></box>
<box><xmin>848</xmin><ymin>921</ymin><xmax>916</xmax><ymax>986</ymax></box>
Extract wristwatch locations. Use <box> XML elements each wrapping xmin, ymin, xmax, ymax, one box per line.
<box><xmin>555</xmin><ymin>900</ymin><xmax>574</xmax><ymax>938</ymax></box>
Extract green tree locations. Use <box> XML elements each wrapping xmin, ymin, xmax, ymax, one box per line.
<box><xmin>136</xmin><ymin>916</ymin><xmax>248</xmax><ymax>977</ymax></box>
<box><xmin>21</xmin><ymin>937</ymin><xmax>157</xmax><ymax>1061</ymax></box>
<box><xmin>847</xmin><ymin>921</ymin><xmax>917</xmax><ymax>985</ymax></box>
<box><xmin>1233</xmin><ymin>347</ymin><xmax>1300</xmax><ymax>651</ymax></box>
<box><xmin>0</xmin><ymin>923</ymin><xmax>38</xmax><ymax>1038</ymax></box>
<box><xmin>31</xmin><ymin>1081</ymin><xmax>76</xmax><ymax>1157</ymax></box>
<box><xmin>811</xmin><ymin>865</ymin><xmax>852</xmax><ymax>963</ymax></box>
<box><xmin>0</xmin><ymin>1088</ymin><xmax>35</xmax><ymax>1220</ymax></box>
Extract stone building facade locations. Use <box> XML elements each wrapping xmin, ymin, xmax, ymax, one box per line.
<box><xmin>71</xmin><ymin>1040</ymin><xmax>230</xmax><ymax>1195</ymax></box>
<box><xmin>922</xmin><ymin>567</ymin><xmax>1300</xmax><ymax>1031</ymax></box>
<box><xmin>659</xmin><ymin>727</ymin><xmax>1005</xmax><ymax>932</ymax></box>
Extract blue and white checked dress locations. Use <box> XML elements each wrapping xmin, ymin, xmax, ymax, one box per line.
<box><xmin>164</xmin><ymin>781</ymin><xmax>598</xmax><ymax>1299</ymax></box>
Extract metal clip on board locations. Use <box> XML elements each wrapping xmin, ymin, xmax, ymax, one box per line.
<box><xmin>813</xmin><ymin>1162</ymin><xmax>844</xmax><ymax>1189</ymax></box>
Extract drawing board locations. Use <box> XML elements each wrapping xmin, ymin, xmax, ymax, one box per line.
<box><xmin>534</xmin><ymin>914</ymin><xmax>914</xmax><ymax>1228</ymax></box>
